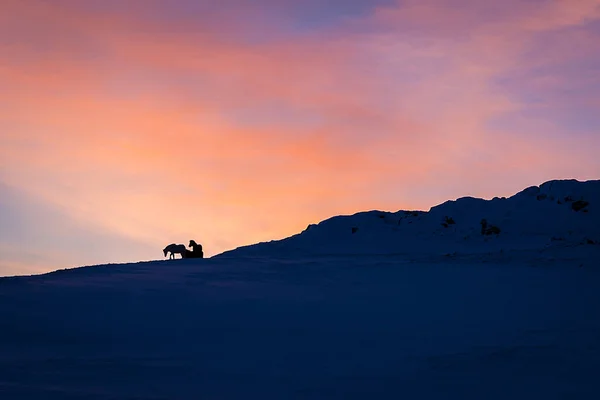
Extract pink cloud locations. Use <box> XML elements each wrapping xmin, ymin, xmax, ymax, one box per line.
<box><xmin>1</xmin><ymin>0</ymin><xmax>599</xmax><ymax>272</ymax></box>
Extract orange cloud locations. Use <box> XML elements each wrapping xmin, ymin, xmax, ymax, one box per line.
<box><xmin>1</xmin><ymin>0</ymin><xmax>599</xmax><ymax>274</ymax></box>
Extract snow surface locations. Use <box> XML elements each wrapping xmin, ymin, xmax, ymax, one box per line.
<box><xmin>1</xmin><ymin>179</ymin><xmax>599</xmax><ymax>399</ymax></box>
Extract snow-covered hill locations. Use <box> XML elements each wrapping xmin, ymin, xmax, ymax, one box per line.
<box><xmin>2</xmin><ymin>255</ymin><xmax>600</xmax><ymax>399</ymax></box>
<box><xmin>219</xmin><ymin>179</ymin><xmax>600</xmax><ymax>263</ymax></box>
<box><xmin>1</xmin><ymin>179</ymin><xmax>599</xmax><ymax>399</ymax></box>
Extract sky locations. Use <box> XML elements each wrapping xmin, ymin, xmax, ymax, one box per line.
<box><xmin>1</xmin><ymin>0</ymin><xmax>599</xmax><ymax>276</ymax></box>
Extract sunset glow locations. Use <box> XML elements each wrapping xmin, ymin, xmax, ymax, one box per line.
<box><xmin>1</xmin><ymin>0</ymin><xmax>599</xmax><ymax>275</ymax></box>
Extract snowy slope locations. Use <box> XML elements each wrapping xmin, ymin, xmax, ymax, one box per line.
<box><xmin>2</xmin><ymin>255</ymin><xmax>600</xmax><ymax>399</ymax></box>
<box><xmin>219</xmin><ymin>179</ymin><xmax>600</xmax><ymax>261</ymax></box>
<box><xmin>1</xmin><ymin>179</ymin><xmax>599</xmax><ymax>399</ymax></box>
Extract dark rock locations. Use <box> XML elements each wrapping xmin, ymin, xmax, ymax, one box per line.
<box><xmin>572</xmin><ymin>200</ymin><xmax>589</xmax><ymax>212</ymax></box>
<box><xmin>481</xmin><ymin>218</ymin><xmax>500</xmax><ymax>235</ymax></box>
<box><xmin>441</xmin><ymin>216</ymin><xmax>455</xmax><ymax>228</ymax></box>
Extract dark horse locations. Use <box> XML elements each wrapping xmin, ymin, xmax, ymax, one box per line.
<box><xmin>185</xmin><ymin>239</ymin><xmax>204</xmax><ymax>259</ymax></box>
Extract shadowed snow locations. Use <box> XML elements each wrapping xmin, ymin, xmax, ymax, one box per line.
<box><xmin>1</xmin><ymin>179</ymin><xmax>599</xmax><ymax>398</ymax></box>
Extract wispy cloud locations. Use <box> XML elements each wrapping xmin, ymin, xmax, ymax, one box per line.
<box><xmin>1</xmin><ymin>0</ymin><xmax>599</xmax><ymax>274</ymax></box>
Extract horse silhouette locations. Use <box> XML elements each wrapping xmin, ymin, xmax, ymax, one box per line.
<box><xmin>163</xmin><ymin>243</ymin><xmax>187</xmax><ymax>259</ymax></box>
<box><xmin>185</xmin><ymin>240</ymin><xmax>204</xmax><ymax>259</ymax></box>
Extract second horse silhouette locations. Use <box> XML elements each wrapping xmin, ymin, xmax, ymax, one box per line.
<box><xmin>185</xmin><ymin>239</ymin><xmax>204</xmax><ymax>259</ymax></box>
